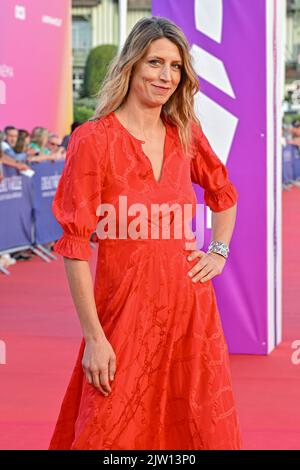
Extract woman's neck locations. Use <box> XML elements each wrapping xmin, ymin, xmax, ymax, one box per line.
<box><xmin>115</xmin><ymin>99</ymin><xmax>164</xmax><ymax>139</ymax></box>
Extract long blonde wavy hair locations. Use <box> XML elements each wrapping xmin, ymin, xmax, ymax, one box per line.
<box><xmin>31</xmin><ymin>127</ymin><xmax>49</xmax><ymax>148</ymax></box>
<box><xmin>93</xmin><ymin>16</ymin><xmax>200</xmax><ymax>153</ymax></box>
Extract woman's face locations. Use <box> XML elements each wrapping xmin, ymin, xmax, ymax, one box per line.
<box><xmin>129</xmin><ymin>37</ymin><xmax>183</xmax><ymax>108</ymax></box>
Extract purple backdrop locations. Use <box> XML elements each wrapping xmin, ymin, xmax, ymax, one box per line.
<box><xmin>152</xmin><ymin>0</ymin><xmax>271</xmax><ymax>354</ymax></box>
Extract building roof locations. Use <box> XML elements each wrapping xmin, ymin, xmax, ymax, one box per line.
<box><xmin>72</xmin><ymin>0</ymin><xmax>151</xmax><ymax>8</ymax></box>
<box><xmin>128</xmin><ymin>0</ymin><xmax>151</xmax><ymax>8</ymax></box>
<box><xmin>72</xmin><ymin>0</ymin><xmax>101</xmax><ymax>6</ymax></box>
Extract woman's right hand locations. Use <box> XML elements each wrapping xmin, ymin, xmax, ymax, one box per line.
<box><xmin>82</xmin><ymin>336</ymin><xmax>116</xmax><ymax>396</ymax></box>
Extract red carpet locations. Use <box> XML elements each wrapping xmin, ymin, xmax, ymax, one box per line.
<box><xmin>0</xmin><ymin>187</ymin><xmax>299</xmax><ymax>450</ymax></box>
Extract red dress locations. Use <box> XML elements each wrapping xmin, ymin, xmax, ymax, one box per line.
<box><xmin>48</xmin><ymin>111</ymin><xmax>243</xmax><ymax>450</ymax></box>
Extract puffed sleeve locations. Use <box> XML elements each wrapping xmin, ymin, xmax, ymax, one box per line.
<box><xmin>52</xmin><ymin>120</ymin><xmax>108</xmax><ymax>260</ymax></box>
<box><xmin>190</xmin><ymin>121</ymin><xmax>238</xmax><ymax>212</ymax></box>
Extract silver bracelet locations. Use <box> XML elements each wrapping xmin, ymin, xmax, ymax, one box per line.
<box><xmin>207</xmin><ymin>240</ymin><xmax>229</xmax><ymax>259</ymax></box>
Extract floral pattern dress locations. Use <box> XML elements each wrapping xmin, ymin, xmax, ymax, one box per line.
<box><xmin>48</xmin><ymin>111</ymin><xmax>242</xmax><ymax>450</ymax></box>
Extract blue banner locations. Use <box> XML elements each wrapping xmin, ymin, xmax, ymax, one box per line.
<box><xmin>0</xmin><ymin>166</ymin><xmax>33</xmax><ymax>251</ymax></box>
<box><xmin>292</xmin><ymin>145</ymin><xmax>300</xmax><ymax>180</ymax></box>
<box><xmin>282</xmin><ymin>144</ymin><xmax>295</xmax><ymax>184</ymax></box>
<box><xmin>31</xmin><ymin>161</ymin><xmax>64</xmax><ymax>244</ymax></box>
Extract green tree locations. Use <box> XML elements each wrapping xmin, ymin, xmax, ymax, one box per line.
<box><xmin>81</xmin><ymin>44</ymin><xmax>117</xmax><ymax>98</ymax></box>
<box><xmin>73</xmin><ymin>104</ymin><xmax>94</xmax><ymax>122</ymax></box>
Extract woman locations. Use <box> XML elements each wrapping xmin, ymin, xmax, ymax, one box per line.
<box><xmin>29</xmin><ymin>127</ymin><xmax>50</xmax><ymax>154</ymax></box>
<box><xmin>13</xmin><ymin>129</ymin><xmax>37</xmax><ymax>162</ymax></box>
<box><xmin>49</xmin><ymin>16</ymin><xmax>242</xmax><ymax>450</ymax></box>
<box><xmin>27</xmin><ymin>127</ymin><xmax>55</xmax><ymax>162</ymax></box>
<box><xmin>28</xmin><ymin>128</ymin><xmax>65</xmax><ymax>163</ymax></box>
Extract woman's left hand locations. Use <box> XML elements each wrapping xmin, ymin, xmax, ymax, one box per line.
<box><xmin>187</xmin><ymin>250</ymin><xmax>226</xmax><ymax>283</ymax></box>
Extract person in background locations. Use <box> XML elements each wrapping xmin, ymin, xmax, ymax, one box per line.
<box><xmin>0</xmin><ymin>131</ymin><xmax>17</xmax><ymax>268</ymax></box>
<box><xmin>1</xmin><ymin>126</ymin><xmax>31</xmax><ymax>171</ymax></box>
<box><xmin>288</xmin><ymin>119</ymin><xmax>300</xmax><ymax>147</ymax></box>
<box><xmin>27</xmin><ymin>127</ymin><xmax>64</xmax><ymax>163</ymax></box>
<box><xmin>13</xmin><ymin>129</ymin><xmax>37</xmax><ymax>162</ymax></box>
<box><xmin>61</xmin><ymin>121</ymin><xmax>81</xmax><ymax>150</ymax></box>
<box><xmin>2</xmin><ymin>126</ymin><xmax>18</xmax><ymax>152</ymax></box>
<box><xmin>29</xmin><ymin>127</ymin><xmax>50</xmax><ymax>155</ymax></box>
<box><xmin>47</xmin><ymin>133</ymin><xmax>66</xmax><ymax>159</ymax></box>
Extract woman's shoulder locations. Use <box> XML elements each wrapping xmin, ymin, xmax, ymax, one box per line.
<box><xmin>71</xmin><ymin>115</ymin><xmax>110</xmax><ymax>143</ymax></box>
<box><xmin>65</xmin><ymin>117</ymin><xmax>110</xmax><ymax>166</ymax></box>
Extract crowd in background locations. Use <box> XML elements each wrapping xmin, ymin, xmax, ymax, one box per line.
<box><xmin>282</xmin><ymin>119</ymin><xmax>300</xmax><ymax>190</ymax></box>
<box><xmin>0</xmin><ymin>122</ymin><xmax>81</xmax><ymax>268</ymax></box>
<box><xmin>0</xmin><ymin>122</ymin><xmax>82</xmax><ymax>178</ymax></box>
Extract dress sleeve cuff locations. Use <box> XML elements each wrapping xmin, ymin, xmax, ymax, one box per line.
<box><xmin>204</xmin><ymin>181</ymin><xmax>238</xmax><ymax>212</ymax></box>
<box><xmin>53</xmin><ymin>234</ymin><xmax>92</xmax><ymax>261</ymax></box>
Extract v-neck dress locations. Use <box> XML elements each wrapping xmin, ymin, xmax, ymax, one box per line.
<box><xmin>48</xmin><ymin>111</ymin><xmax>242</xmax><ymax>450</ymax></box>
